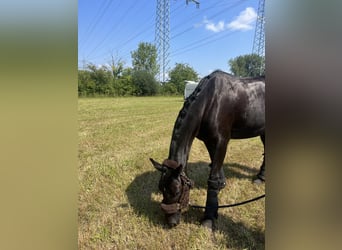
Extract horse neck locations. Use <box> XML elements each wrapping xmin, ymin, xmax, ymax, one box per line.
<box><xmin>168</xmin><ymin>100</ymin><xmax>202</xmax><ymax>168</ymax></box>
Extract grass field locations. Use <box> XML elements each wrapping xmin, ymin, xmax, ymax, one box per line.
<box><xmin>78</xmin><ymin>97</ymin><xmax>265</xmax><ymax>249</ymax></box>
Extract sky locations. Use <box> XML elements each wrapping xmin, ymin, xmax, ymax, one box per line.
<box><xmin>78</xmin><ymin>0</ymin><xmax>260</xmax><ymax>78</ymax></box>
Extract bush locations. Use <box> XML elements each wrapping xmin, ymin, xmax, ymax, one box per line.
<box><xmin>160</xmin><ymin>82</ymin><xmax>178</xmax><ymax>95</ymax></box>
<box><xmin>132</xmin><ymin>70</ymin><xmax>158</xmax><ymax>96</ymax></box>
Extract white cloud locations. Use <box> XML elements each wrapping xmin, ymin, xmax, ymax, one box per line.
<box><xmin>202</xmin><ymin>7</ymin><xmax>257</xmax><ymax>33</ymax></box>
<box><xmin>227</xmin><ymin>7</ymin><xmax>257</xmax><ymax>31</ymax></box>
<box><xmin>203</xmin><ymin>18</ymin><xmax>225</xmax><ymax>33</ymax></box>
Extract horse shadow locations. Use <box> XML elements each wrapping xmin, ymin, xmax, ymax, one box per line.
<box><xmin>125</xmin><ymin>170</ymin><xmax>166</xmax><ymax>227</ymax></box>
<box><xmin>186</xmin><ymin>161</ymin><xmax>260</xmax><ymax>189</ymax></box>
<box><xmin>126</xmin><ymin>161</ymin><xmax>264</xmax><ymax>248</ymax></box>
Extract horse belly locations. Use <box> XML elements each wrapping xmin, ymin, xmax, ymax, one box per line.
<box><xmin>231</xmin><ymin>126</ymin><xmax>264</xmax><ymax>139</ymax></box>
<box><xmin>231</xmin><ymin>104</ymin><xmax>264</xmax><ymax>139</ymax></box>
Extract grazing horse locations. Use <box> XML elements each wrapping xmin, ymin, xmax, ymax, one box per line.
<box><xmin>150</xmin><ymin>70</ymin><xmax>265</xmax><ymax>228</ymax></box>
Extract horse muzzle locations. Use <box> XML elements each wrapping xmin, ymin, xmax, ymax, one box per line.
<box><xmin>160</xmin><ymin>202</ymin><xmax>180</xmax><ymax>214</ymax></box>
<box><xmin>160</xmin><ymin>203</ymin><xmax>181</xmax><ymax>227</ymax></box>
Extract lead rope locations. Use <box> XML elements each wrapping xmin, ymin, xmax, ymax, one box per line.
<box><xmin>190</xmin><ymin>194</ymin><xmax>265</xmax><ymax>209</ymax></box>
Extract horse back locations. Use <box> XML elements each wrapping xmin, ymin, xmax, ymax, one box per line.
<box><xmin>196</xmin><ymin>71</ymin><xmax>265</xmax><ymax>140</ymax></box>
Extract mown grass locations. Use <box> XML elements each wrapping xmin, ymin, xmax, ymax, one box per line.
<box><xmin>78</xmin><ymin>96</ymin><xmax>265</xmax><ymax>249</ymax></box>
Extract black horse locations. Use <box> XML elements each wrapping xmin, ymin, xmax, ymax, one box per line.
<box><xmin>150</xmin><ymin>70</ymin><xmax>265</xmax><ymax>229</ymax></box>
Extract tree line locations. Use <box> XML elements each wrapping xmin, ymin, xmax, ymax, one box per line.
<box><xmin>78</xmin><ymin>42</ymin><xmax>264</xmax><ymax>97</ymax></box>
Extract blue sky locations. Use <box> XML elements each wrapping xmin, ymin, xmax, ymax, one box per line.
<box><xmin>78</xmin><ymin>0</ymin><xmax>259</xmax><ymax>78</ymax></box>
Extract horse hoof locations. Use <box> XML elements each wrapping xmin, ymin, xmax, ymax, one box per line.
<box><xmin>253</xmin><ymin>177</ymin><xmax>265</xmax><ymax>184</ymax></box>
<box><xmin>201</xmin><ymin>219</ymin><xmax>213</xmax><ymax>230</ymax></box>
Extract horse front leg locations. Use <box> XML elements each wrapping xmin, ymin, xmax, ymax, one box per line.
<box><xmin>202</xmin><ymin>138</ymin><xmax>229</xmax><ymax>229</ymax></box>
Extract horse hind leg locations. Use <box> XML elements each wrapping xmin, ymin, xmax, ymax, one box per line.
<box><xmin>254</xmin><ymin>134</ymin><xmax>265</xmax><ymax>184</ymax></box>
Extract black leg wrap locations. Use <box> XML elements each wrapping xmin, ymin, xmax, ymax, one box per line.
<box><xmin>257</xmin><ymin>164</ymin><xmax>265</xmax><ymax>181</ymax></box>
<box><xmin>257</xmin><ymin>173</ymin><xmax>265</xmax><ymax>181</ymax></box>
<box><xmin>204</xmin><ymin>189</ymin><xmax>219</xmax><ymax>220</ymax></box>
<box><xmin>254</xmin><ymin>163</ymin><xmax>265</xmax><ymax>184</ymax></box>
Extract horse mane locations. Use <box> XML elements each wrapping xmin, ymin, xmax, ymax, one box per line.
<box><xmin>171</xmin><ymin>70</ymin><xmax>231</xmax><ymax>142</ymax></box>
<box><xmin>209</xmin><ymin>70</ymin><xmax>234</xmax><ymax>78</ymax></box>
<box><xmin>211</xmin><ymin>69</ymin><xmax>265</xmax><ymax>83</ymax></box>
<box><xmin>240</xmin><ymin>75</ymin><xmax>265</xmax><ymax>83</ymax></box>
<box><xmin>170</xmin><ymin>73</ymin><xmax>210</xmax><ymax>146</ymax></box>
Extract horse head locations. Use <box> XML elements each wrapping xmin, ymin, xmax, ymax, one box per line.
<box><xmin>150</xmin><ymin>158</ymin><xmax>193</xmax><ymax>227</ymax></box>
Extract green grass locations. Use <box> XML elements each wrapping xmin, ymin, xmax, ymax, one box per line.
<box><xmin>79</xmin><ymin>97</ymin><xmax>265</xmax><ymax>249</ymax></box>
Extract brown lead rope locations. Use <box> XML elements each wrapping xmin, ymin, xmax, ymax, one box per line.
<box><xmin>190</xmin><ymin>194</ymin><xmax>265</xmax><ymax>209</ymax></box>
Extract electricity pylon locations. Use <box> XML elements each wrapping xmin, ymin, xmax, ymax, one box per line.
<box><xmin>155</xmin><ymin>0</ymin><xmax>170</xmax><ymax>83</ymax></box>
<box><xmin>252</xmin><ymin>0</ymin><xmax>265</xmax><ymax>75</ymax></box>
<box><xmin>155</xmin><ymin>0</ymin><xmax>199</xmax><ymax>83</ymax></box>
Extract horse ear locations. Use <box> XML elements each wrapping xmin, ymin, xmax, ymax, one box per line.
<box><xmin>150</xmin><ymin>158</ymin><xmax>167</xmax><ymax>172</ymax></box>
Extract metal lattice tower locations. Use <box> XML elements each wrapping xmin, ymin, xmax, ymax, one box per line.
<box><xmin>252</xmin><ymin>0</ymin><xmax>265</xmax><ymax>75</ymax></box>
<box><xmin>155</xmin><ymin>0</ymin><xmax>199</xmax><ymax>83</ymax></box>
<box><xmin>186</xmin><ymin>0</ymin><xmax>200</xmax><ymax>8</ymax></box>
<box><xmin>155</xmin><ymin>0</ymin><xmax>170</xmax><ymax>83</ymax></box>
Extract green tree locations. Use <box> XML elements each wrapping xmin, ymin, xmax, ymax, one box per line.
<box><xmin>107</xmin><ymin>52</ymin><xmax>124</xmax><ymax>79</ymax></box>
<box><xmin>116</xmin><ymin>67</ymin><xmax>136</xmax><ymax>96</ymax></box>
<box><xmin>160</xmin><ymin>82</ymin><xmax>178</xmax><ymax>95</ymax></box>
<box><xmin>131</xmin><ymin>42</ymin><xmax>158</xmax><ymax>77</ymax></box>
<box><xmin>132</xmin><ymin>70</ymin><xmax>158</xmax><ymax>96</ymax></box>
<box><xmin>78</xmin><ymin>69</ymin><xmax>95</xmax><ymax>96</ymax></box>
<box><xmin>169</xmin><ymin>63</ymin><xmax>198</xmax><ymax>94</ymax></box>
<box><xmin>228</xmin><ymin>54</ymin><xmax>265</xmax><ymax>77</ymax></box>
<box><xmin>79</xmin><ymin>63</ymin><xmax>136</xmax><ymax>97</ymax></box>
<box><xmin>86</xmin><ymin>64</ymin><xmax>114</xmax><ymax>96</ymax></box>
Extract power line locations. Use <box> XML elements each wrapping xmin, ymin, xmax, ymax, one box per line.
<box><xmin>85</xmin><ymin>1</ymin><xmax>144</xmax><ymax>59</ymax></box>
<box><xmin>79</xmin><ymin>0</ymin><xmax>256</xmax><ymax>73</ymax></box>
<box><xmin>170</xmin><ymin>0</ymin><xmax>247</xmax><ymax>57</ymax></box>
<box><xmin>79</xmin><ymin>0</ymin><xmax>117</xmax><ymax>51</ymax></box>
<box><xmin>170</xmin><ymin>0</ymin><xmax>239</xmax><ymax>34</ymax></box>
<box><xmin>170</xmin><ymin>0</ymin><xmax>246</xmax><ymax>40</ymax></box>
<box><xmin>171</xmin><ymin>30</ymin><xmax>239</xmax><ymax>57</ymax></box>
